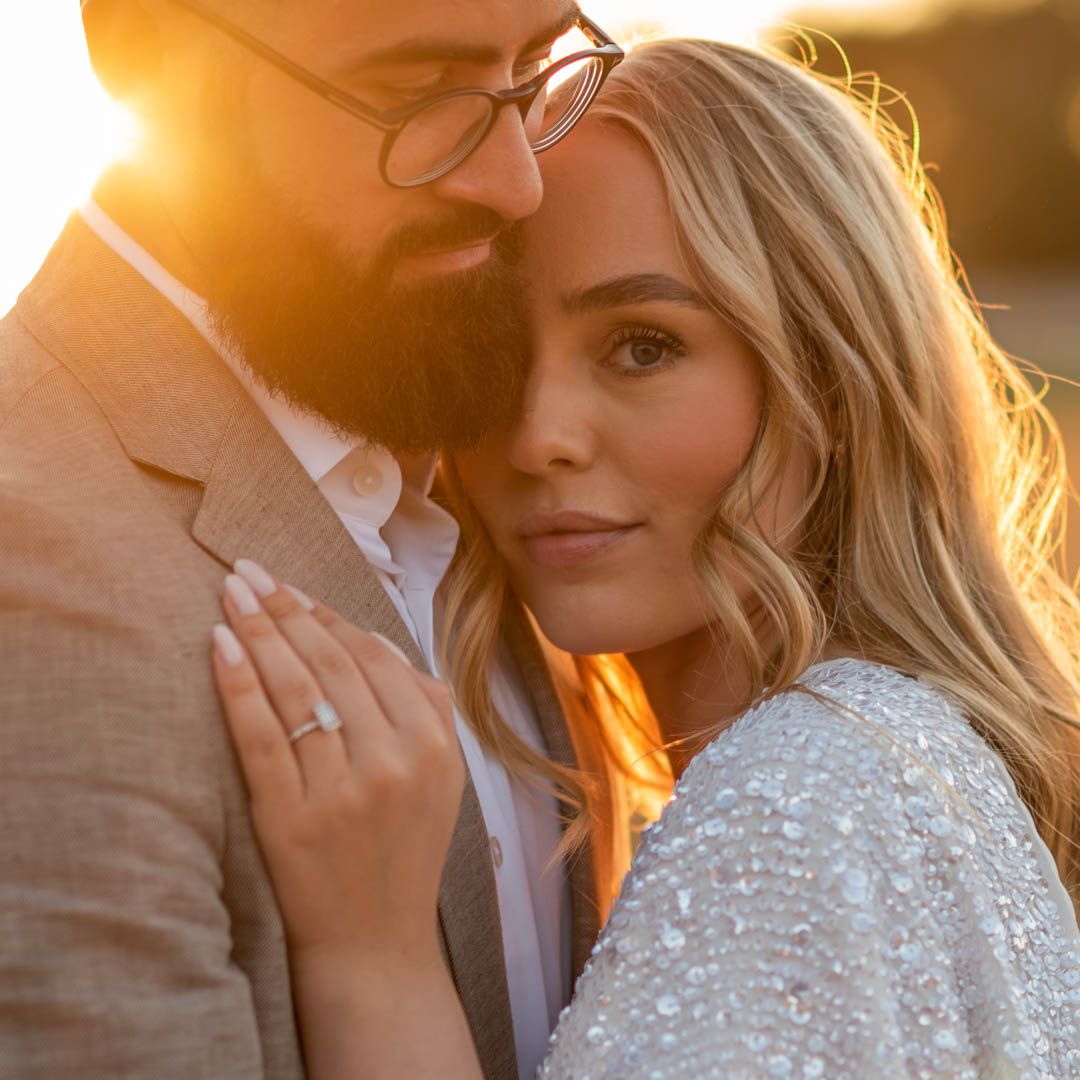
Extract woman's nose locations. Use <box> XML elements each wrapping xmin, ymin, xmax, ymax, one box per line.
<box><xmin>506</xmin><ymin>360</ymin><xmax>598</xmax><ymax>476</ymax></box>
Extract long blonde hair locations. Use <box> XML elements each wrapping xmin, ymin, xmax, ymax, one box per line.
<box><xmin>439</xmin><ymin>36</ymin><xmax>1080</xmax><ymax>911</ymax></box>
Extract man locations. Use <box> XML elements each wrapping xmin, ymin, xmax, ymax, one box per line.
<box><xmin>0</xmin><ymin>2</ymin><xmax>621</xmax><ymax>1076</ymax></box>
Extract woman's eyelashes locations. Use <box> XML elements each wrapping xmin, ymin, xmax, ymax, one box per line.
<box><xmin>604</xmin><ymin>324</ymin><xmax>688</xmax><ymax>377</ymax></box>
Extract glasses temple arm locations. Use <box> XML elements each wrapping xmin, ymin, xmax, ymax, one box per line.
<box><xmin>164</xmin><ymin>0</ymin><xmax>393</xmax><ymax>127</ymax></box>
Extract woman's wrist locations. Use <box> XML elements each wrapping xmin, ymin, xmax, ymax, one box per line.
<box><xmin>288</xmin><ymin>935</ymin><xmax>481</xmax><ymax>1080</ymax></box>
<box><xmin>290</xmin><ymin>932</ymin><xmax>447</xmax><ymax>1000</ymax></box>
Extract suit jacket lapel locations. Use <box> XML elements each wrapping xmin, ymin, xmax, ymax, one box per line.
<box><xmin>18</xmin><ymin>217</ymin><xmax>427</xmax><ymax>675</ymax></box>
<box><xmin>16</xmin><ymin>215</ymin><xmax>516</xmax><ymax>1078</ymax></box>
<box><xmin>189</xmin><ymin>398</ymin><xmax>413</xmax><ymax>656</ymax></box>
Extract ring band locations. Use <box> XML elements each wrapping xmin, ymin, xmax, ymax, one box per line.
<box><xmin>288</xmin><ymin>700</ymin><xmax>343</xmax><ymax>745</ymax></box>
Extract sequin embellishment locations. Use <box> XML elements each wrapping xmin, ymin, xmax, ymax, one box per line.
<box><xmin>538</xmin><ymin>659</ymin><xmax>1080</xmax><ymax>1079</ymax></box>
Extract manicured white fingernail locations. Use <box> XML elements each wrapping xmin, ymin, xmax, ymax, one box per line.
<box><xmin>224</xmin><ymin>573</ymin><xmax>262</xmax><ymax>617</ymax></box>
<box><xmin>213</xmin><ymin>623</ymin><xmax>246</xmax><ymax>666</ymax></box>
<box><xmin>370</xmin><ymin>632</ymin><xmax>412</xmax><ymax>666</ymax></box>
<box><xmin>234</xmin><ymin>558</ymin><xmax>278</xmax><ymax>599</ymax></box>
<box><xmin>285</xmin><ymin>584</ymin><xmax>316</xmax><ymax>611</ymax></box>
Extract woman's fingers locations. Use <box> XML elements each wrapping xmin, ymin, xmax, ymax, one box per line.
<box><xmin>318</xmin><ymin>617</ymin><xmax>465</xmax><ymax>799</ymax></box>
<box><xmin>213</xmin><ymin>562</ymin><xmax>468</xmax><ymax>962</ymax></box>
<box><xmin>309</xmin><ymin>605</ymin><xmax>457</xmax><ymax>741</ymax></box>
<box><xmin>361</xmin><ymin>634</ymin><xmax>455</xmax><ymax>732</ymax></box>
<box><xmin>222</xmin><ymin>572</ymin><xmax>351</xmax><ymax>790</ymax></box>
<box><xmin>223</xmin><ymin>559</ymin><xmax>463</xmax><ymax>805</ymax></box>
<box><xmin>211</xmin><ymin>623</ymin><xmax>303</xmax><ymax>805</ymax></box>
<box><xmin>408</xmin><ymin>668</ymin><xmax>459</xmax><ymax>736</ymax></box>
<box><xmin>231</xmin><ymin>561</ymin><xmax>393</xmax><ymax>764</ymax></box>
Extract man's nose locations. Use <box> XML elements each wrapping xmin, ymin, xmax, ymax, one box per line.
<box><xmin>429</xmin><ymin>102</ymin><xmax>544</xmax><ymax>223</ymax></box>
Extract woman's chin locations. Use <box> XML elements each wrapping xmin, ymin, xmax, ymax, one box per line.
<box><xmin>530</xmin><ymin>611</ymin><xmax>654</xmax><ymax>658</ymax></box>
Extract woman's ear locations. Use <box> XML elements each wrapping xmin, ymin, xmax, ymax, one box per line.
<box><xmin>82</xmin><ymin>0</ymin><xmax>163</xmax><ymax>102</ymax></box>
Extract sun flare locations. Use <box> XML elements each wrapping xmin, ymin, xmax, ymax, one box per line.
<box><xmin>0</xmin><ymin>1</ymin><xmax>948</xmax><ymax>316</ymax></box>
<box><xmin>583</xmin><ymin>0</ymin><xmax>792</xmax><ymax>44</ymax></box>
<box><xmin>0</xmin><ymin>7</ymin><xmax>138</xmax><ymax>314</ymax></box>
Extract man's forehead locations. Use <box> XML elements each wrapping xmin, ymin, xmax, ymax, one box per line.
<box><xmin>334</xmin><ymin>0</ymin><xmax>581</xmax><ymax>66</ymax></box>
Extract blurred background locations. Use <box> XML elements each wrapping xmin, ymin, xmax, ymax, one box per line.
<box><xmin>2</xmin><ymin>0</ymin><xmax>1077</xmax><ymax>558</ymax></box>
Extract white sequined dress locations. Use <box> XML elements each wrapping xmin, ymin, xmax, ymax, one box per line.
<box><xmin>539</xmin><ymin>659</ymin><xmax>1080</xmax><ymax>1079</ymax></box>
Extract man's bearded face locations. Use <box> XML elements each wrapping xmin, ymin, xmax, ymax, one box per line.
<box><xmin>192</xmin><ymin>119</ymin><xmax>530</xmax><ymax>456</ymax></box>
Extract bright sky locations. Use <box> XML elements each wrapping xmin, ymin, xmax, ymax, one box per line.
<box><xmin>0</xmin><ymin>0</ymin><xmax>996</xmax><ymax>315</ymax></box>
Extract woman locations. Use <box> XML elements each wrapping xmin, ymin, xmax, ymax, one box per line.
<box><xmin>211</xmin><ymin>37</ymin><xmax>1080</xmax><ymax>1078</ymax></box>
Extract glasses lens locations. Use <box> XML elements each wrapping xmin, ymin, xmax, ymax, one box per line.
<box><xmin>527</xmin><ymin>55</ymin><xmax>606</xmax><ymax>152</ymax></box>
<box><xmin>386</xmin><ymin>93</ymin><xmax>494</xmax><ymax>186</ymax></box>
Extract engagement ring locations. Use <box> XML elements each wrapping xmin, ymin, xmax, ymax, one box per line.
<box><xmin>288</xmin><ymin>700</ymin><xmax>343</xmax><ymax>745</ymax></box>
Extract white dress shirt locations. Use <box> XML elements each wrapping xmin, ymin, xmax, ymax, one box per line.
<box><xmin>80</xmin><ymin>200</ymin><xmax>571</xmax><ymax>1080</ymax></box>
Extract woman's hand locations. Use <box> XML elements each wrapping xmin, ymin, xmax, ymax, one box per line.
<box><xmin>209</xmin><ymin>559</ymin><xmax>481</xmax><ymax>1080</ymax></box>
<box><xmin>210</xmin><ymin>557</ymin><xmax>466</xmax><ymax>976</ymax></box>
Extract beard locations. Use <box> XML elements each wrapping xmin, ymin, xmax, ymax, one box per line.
<box><xmin>185</xmin><ymin>124</ymin><xmax>530</xmax><ymax>456</ymax></box>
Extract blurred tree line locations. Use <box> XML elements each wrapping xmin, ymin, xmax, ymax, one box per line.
<box><xmin>785</xmin><ymin>0</ymin><xmax>1080</xmax><ymax>571</ymax></box>
<box><xmin>785</xmin><ymin>0</ymin><xmax>1080</xmax><ymax>268</ymax></box>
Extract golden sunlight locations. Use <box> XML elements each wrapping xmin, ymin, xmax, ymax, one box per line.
<box><xmin>1</xmin><ymin>0</ymin><xmax>791</xmax><ymax>316</ymax></box>
<box><xmin>0</xmin><ymin>6</ymin><xmax>137</xmax><ymax>315</ymax></box>
<box><xmin>0</xmin><ymin>0</ymin><xmax>1006</xmax><ymax>315</ymax></box>
<box><xmin>582</xmin><ymin>0</ymin><xmax>791</xmax><ymax>44</ymax></box>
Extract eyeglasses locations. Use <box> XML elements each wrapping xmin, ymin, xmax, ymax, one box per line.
<box><xmin>163</xmin><ymin>0</ymin><xmax>624</xmax><ymax>188</ymax></box>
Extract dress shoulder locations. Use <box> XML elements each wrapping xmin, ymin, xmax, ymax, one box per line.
<box><xmin>539</xmin><ymin>659</ymin><xmax>1080</xmax><ymax>1080</ymax></box>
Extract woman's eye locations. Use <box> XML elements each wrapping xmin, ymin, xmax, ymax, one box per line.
<box><xmin>607</xmin><ymin>329</ymin><xmax>685</xmax><ymax>375</ymax></box>
<box><xmin>628</xmin><ymin>341</ymin><xmax>667</xmax><ymax>367</ymax></box>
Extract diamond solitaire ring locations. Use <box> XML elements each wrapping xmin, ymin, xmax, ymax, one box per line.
<box><xmin>288</xmin><ymin>700</ymin><xmax>344</xmax><ymax>745</ymax></box>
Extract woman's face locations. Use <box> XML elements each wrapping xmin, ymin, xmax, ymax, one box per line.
<box><xmin>455</xmin><ymin>124</ymin><xmax>769</xmax><ymax>657</ymax></box>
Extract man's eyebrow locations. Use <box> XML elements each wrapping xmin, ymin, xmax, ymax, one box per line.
<box><xmin>353</xmin><ymin>4</ymin><xmax>581</xmax><ymax>70</ymax></box>
<box><xmin>561</xmin><ymin>274</ymin><xmax>711</xmax><ymax>315</ymax></box>
<box><xmin>521</xmin><ymin>4</ymin><xmax>582</xmax><ymax>56</ymax></box>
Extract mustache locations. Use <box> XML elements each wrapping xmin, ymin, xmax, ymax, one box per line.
<box><xmin>376</xmin><ymin>207</ymin><xmax>525</xmax><ymax>271</ymax></box>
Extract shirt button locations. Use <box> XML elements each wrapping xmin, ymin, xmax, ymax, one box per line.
<box><xmin>489</xmin><ymin>836</ymin><xmax>504</xmax><ymax>869</ymax></box>
<box><xmin>351</xmin><ymin>462</ymin><xmax>384</xmax><ymax>496</ymax></box>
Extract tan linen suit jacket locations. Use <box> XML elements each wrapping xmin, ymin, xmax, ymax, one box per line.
<box><xmin>0</xmin><ymin>217</ymin><xmax>599</xmax><ymax>1079</ymax></box>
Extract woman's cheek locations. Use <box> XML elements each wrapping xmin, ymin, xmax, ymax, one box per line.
<box><xmin>641</xmin><ymin>399</ymin><xmax>757</xmax><ymax>507</ymax></box>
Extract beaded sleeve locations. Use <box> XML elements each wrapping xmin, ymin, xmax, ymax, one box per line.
<box><xmin>539</xmin><ymin>659</ymin><xmax>1080</xmax><ymax>1080</ymax></box>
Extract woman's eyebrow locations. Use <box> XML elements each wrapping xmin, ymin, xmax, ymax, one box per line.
<box><xmin>561</xmin><ymin>273</ymin><xmax>711</xmax><ymax>314</ymax></box>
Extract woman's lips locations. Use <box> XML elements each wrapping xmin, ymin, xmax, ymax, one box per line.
<box><xmin>523</xmin><ymin>527</ymin><xmax>638</xmax><ymax>569</ymax></box>
<box><xmin>517</xmin><ymin>512</ymin><xmax>641</xmax><ymax>570</ymax></box>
